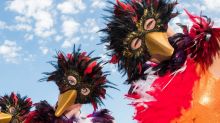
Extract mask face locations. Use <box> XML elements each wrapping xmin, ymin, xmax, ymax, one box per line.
<box><xmin>110</xmin><ymin>0</ymin><xmax>178</xmax><ymax>60</ymax></box>
<box><xmin>127</xmin><ymin>9</ymin><xmax>174</xmax><ymax>63</ymax></box>
<box><xmin>102</xmin><ymin>0</ymin><xmax>178</xmax><ymax>82</ymax></box>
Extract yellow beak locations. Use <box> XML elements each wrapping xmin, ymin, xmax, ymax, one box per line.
<box><xmin>55</xmin><ymin>90</ymin><xmax>77</xmax><ymax>117</ymax></box>
<box><xmin>0</xmin><ymin>112</ymin><xmax>12</xmax><ymax>123</ymax></box>
<box><xmin>145</xmin><ymin>32</ymin><xmax>174</xmax><ymax>62</ymax></box>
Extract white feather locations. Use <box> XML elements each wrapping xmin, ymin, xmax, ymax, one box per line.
<box><xmin>128</xmin><ymin>67</ymin><xmax>158</xmax><ymax>108</ymax></box>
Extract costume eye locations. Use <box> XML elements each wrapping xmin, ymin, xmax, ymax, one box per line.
<box><xmin>9</xmin><ymin>107</ymin><xmax>16</xmax><ymax>115</ymax></box>
<box><xmin>67</xmin><ymin>76</ymin><xmax>77</xmax><ymax>85</ymax></box>
<box><xmin>131</xmin><ymin>38</ymin><xmax>142</xmax><ymax>50</ymax></box>
<box><xmin>206</xmin><ymin>33</ymin><xmax>211</xmax><ymax>41</ymax></box>
<box><xmin>81</xmin><ymin>88</ymin><xmax>90</xmax><ymax>96</ymax></box>
<box><xmin>144</xmin><ymin>18</ymin><xmax>156</xmax><ymax>31</ymax></box>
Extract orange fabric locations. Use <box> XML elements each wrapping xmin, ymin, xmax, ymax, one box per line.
<box><xmin>172</xmin><ymin>67</ymin><xmax>220</xmax><ymax>123</ymax></box>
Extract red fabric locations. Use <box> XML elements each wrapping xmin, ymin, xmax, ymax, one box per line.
<box><xmin>129</xmin><ymin>59</ymin><xmax>200</xmax><ymax>123</ymax></box>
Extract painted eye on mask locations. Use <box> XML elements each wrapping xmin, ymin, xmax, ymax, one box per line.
<box><xmin>205</xmin><ymin>33</ymin><xmax>211</xmax><ymax>41</ymax></box>
<box><xmin>81</xmin><ymin>88</ymin><xmax>90</xmax><ymax>96</ymax></box>
<box><xmin>131</xmin><ymin>38</ymin><xmax>142</xmax><ymax>50</ymax></box>
<box><xmin>144</xmin><ymin>18</ymin><xmax>156</xmax><ymax>31</ymax></box>
<box><xmin>67</xmin><ymin>76</ymin><xmax>77</xmax><ymax>85</ymax></box>
<box><xmin>9</xmin><ymin>107</ymin><xmax>16</xmax><ymax>115</ymax></box>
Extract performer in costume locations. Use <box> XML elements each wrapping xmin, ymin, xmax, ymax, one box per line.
<box><xmin>25</xmin><ymin>46</ymin><xmax>115</xmax><ymax>123</ymax></box>
<box><xmin>102</xmin><ymin>0</ymin><xmax>220</xmax><ymax>123</ymax></box>
<box><xmin>102</xmin><ymin>0</ymin><xmax>188</xmax><ymax>122</ymax></box>
<box><xmin>0</xmin><ymin>92</ymin><xmax>32</xmax><ymax>123</ymax></box>
<box><xmin>170</xmin><ymin>10</ymin><xmax>220</xmax><ymax>123</ymax></box>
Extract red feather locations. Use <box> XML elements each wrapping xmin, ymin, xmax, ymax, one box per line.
<box><xmin>87</xmin><ymin>114</ymin><xmax>93</xmax><ymax>118</ymax></box>
<box><xmin>115</xmin><ymin>0</ymin><xmax>137</xmax><ymax>22</ymax></box>
<box><xmin>24</xmin><ymin>111</ymin><xmax>38</xmax><ymax>123</ymax></box>
<box><xmin>116</xmin><ymin>0</ymin><xmax>134</xmax><ymax>12</ymax></box>
<box><xmin>137</xmin><ymin>63</ymin><xmax>142</xmax><ymax>74</ymax></box>
<box><xmin>84</xmin><ymin>61</ymin><xmax>97</xmax><ymax>74</ymax></box>
<box><xmin>184</xmin><ymin>9</ymin><xmax>220</xmax><ymax>70</ymax></box>
<box><xmin>82</xmin><ymin>52</ymin><xmax>87</xmax><ymax>56</ymax></box>
<box><xmin>58</xmin><ymin>53</ymin><xmax>65</xmax><ymax>60</ymax></box>
<box><xmin>79</xmin><ymin>52</ymin><xmax>87</xmax><ymax>61</ymax></box>
<box><xmin>67</xmin><ymin>53</ymin><xmax>73</xmax><ymax>61</ymax></box>
<box><xmin>91</xmin><ymin>100</ymin><xmax>98</xmax><ymax>111</ymax></box>
<box><xmin>100</xmin><ymin>89</ymin><xmax>106</xmax><ymax>99</ymax></box>
<box><xmin>129</xmin><ymin>59</ymin><xmax>200</xmax><ymax>123</ymax></box>
<box><xmin>11</xmin><ymin>92</ymin><xmax>18</xmax><ymax>106</ymax></box>
<box><xmin>109</xmin><ymin>54</ymin><xmax>119</xmax><ymax>64</ymax></box>
<box><xmin>25</xmin><ymin>98</ymin><xmax>32</xmax><ymax>107</ymax></box>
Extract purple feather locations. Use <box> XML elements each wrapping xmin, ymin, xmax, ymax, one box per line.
<box><xmin>88</xmin><ymin>109</ymin><xmax>114</xmax><ymax>123</ymax></box>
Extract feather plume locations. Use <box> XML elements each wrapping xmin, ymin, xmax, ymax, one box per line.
<box><xmin>128</xmin><ymin>59</ymin><xmax>200</xmax><ymax>123</ymax></box>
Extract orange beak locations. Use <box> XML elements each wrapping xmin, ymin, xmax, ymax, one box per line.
<box><xmin>55</xmin><ymin>90</ymin><xmax>77</xmax><ymax>117</ymax></box>
<box><xmin>145</xmin><ymin>32</ymin><xmax>174</xmax><ymax>63</ymax></box>
<box><xmin>0</xmin><ymin>112</ymin><xmax>12</xmax><ymax>123</ymax></box>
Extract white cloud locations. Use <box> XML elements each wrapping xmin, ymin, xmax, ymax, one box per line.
<box><xmin>6</xmin><ymin>0</ymin><xmax>54</xmax><ymax>38</ymax></box>
<box><xmin>82</xmin><ymin>18</ymin><xmax>100</xmax><ymax>34</ymax></box>
<box><xmin>62</xmin><ymin>19</ymin><xmax>80</xmax><ymax>38</ymax></box>
<box><xmin>39</xmin><ymin>46</ymin><xmax>49</xmax><ymax>55</ymax></box>
<box><xmin>7</xmin><ymin>0</ymin><xmax>53</xmax><ymax>17</ymax></box>
<box><xmin>0</xmin><ymin>21</ymin><xmax>7</xmax><ymax>29</ymax></box>
<box><xmin>24</xmin><ymin>34</ymin><xmax>34</xmax><ymax>41</ymax></box>
<box><xmin>57</xmin><ymin>0</ymin><xmax>86</xmax><ymax>14</ymax></box>
<box><xmin>91</xmin><ymin>0</ymin><xmax>106</xmax><ymax>9</ymax></box>
<box><xmin>0</xmin><ymin>20</ymin><xmax>32</xmax><ymax>31</ymax></box>
<box><xmin>15</xmin><ymin>24</ymin><xmax>32</xmax><ymax>31</ymax></box>
<box><xmin>100</xmin><ymin>54</ymin><xmax>108</xmax><ymax>61</ymax></box>
<box><xmin>80</xmin><ymin>18</ymin><xmax>100</xmax><ymax>41</ymax></box>
<box><xmin>23</xmin><ymin>54</ymin><xmax>35</xmax><ymax>62</ymax></box>
<box><xmin>61</xmin><ymin>37</ymin><xmax>80</xmax><ymax>49</ymax></box>
<box><xmin>213</xmin><ymin>18</ymin><xmax>220</xmax><ymax>27</ymax></box>
<box><xmin>204</xmin><ymin>0</ymin><xmax>220</xmax><ymax>11</ymax></box>
<box><xmin>34</xmin><ymin>10</ymin><xmax>55</xmax><ymax>38</ymax></box>
<box><xmin>15</xmin><ymin>16</ymin><xmax>31</xmax><ymax>23</ymax></box>
<box><xmin>0</xmin><ymin>40</ymin><xmax>22</xmax><ymax>63</ymax></box>
<box><xmin>55</xmin><ymin>35</ymin><xmax>63</xmax><ymax>42</ymax></box>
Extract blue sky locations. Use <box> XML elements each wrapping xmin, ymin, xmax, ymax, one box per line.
<box><xmin>0</xmin><ymin>0</ymin><xmax>220</xmax><ymax>123</ymax></box>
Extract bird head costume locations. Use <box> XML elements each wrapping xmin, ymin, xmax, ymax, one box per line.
<box><xmin>0</xmin><ymin>92</ymin><xmax>32</xmax><ymax>123</ymax></box>
<box><xmin>102</xmin><ymin>0</ymin><xmax>179</xmax><ymax>82</ymax></box>
<box><xmin>25</xmin><ymin>47</ymin><xmax>115</xmax><ymax>123</ymax></box>
<box><xmin>46</xmin><ymin>47</ymin><xmax>114</xmax><ymax>117</ymax></box>
<box><xmin>181</xmin><ymin>10</ymin><xmax>220</xmax><ymax>70</ymax></box>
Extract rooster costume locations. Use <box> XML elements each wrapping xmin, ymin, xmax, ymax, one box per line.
<box><xmin>102</xmin><ymin>0</ymin><xmax>220</xmax><ymax>123</ymax></box>
<box><xmin>25</xmin><ymin>46</ymin><xmax>115</xmax><ymax>123</ymax></box>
